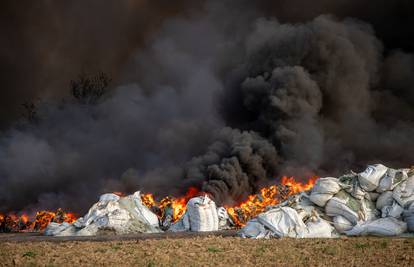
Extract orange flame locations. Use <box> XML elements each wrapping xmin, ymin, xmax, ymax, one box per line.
<box><xmin>1</xmin><ymin>176</ymin><xmax>318</xmax><ymax>232</ymax></box>
<box><xmin>281</xmin><ymin>175</ymin><xmax>318</xmax><ymax>194</ymax></box>
<box><xmin>0</xmin><ymin>209</ymin><xmax>78</xmax><ymax>232</ymax></box>
<box><xmin>141</xmin><ymin>187</ymin><xmax>200</xmax><ymax>222</ymax></box>
<box><xmin>226</xmin><ymin>176</ymin><xmax>318</xmax><ymax>226</ymax></box>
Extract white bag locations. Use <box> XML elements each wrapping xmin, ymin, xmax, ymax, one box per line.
<box><xmin>392</xmin><ymin>179</ymin><xmax>414</xmax><ymax>208</ymax></box>
<box><xmin>168</xmin><ymin>212</ymin><xmax>190</xmax><ymax>232</ymax></box>
<box><xmin>47</xmin><ymin>191</ymin><xmax>162</xmax><ymax>236</ymax></box>
<box><xmin>238</xmin><ymin>219</ymin><xmax>273</xmax><ymax>239</ymax></box>
<box><xmin>309</xmin><ymin>192</ymin><xmax>334</xmax><ymax>207</ymax></box>
<box><xmin>333</xmin><ymin>215</ymin><xmax>353</xmax><ymax>233</ymax></box>
<box><xmin>376</xmin><ymin>191</ymin><xmax>394</xmax><ymax>210</ymax></box>
<box><xmin>186</xmin><ymin>195</ymin><xmax>219</xmax><ymax>232</ymax></box>
<box><xmin>120</xmin><ymin>191</ymin><xmax>160</xmax><ymax>228</ymax></box>
<box><xmin>309</xmin><ymin>177</ymin><xmax>341</xmax><ymax>207</ymax></box>
<box><xmin>345</xmin><ymin>217</ymin><xmax>407</xmax><ymax>236</ymax></box>
<box><xmin>217</xmin><ymin>207</ymin><xmax>231</xmax><ymax>230</ymax></box>
<box><xmin>311</xmin><ymin>177</ymin><xmax>341</xmax><ymax>194</ymax></box>
<box><xmin>381</xmin><ymin>201</ymin><xmax>404</xmax><ymax>219</ymax></box>
<box><xmin>358</xmin><ymin>164</ymin><xmax>388</xmax><ymax>191</ymax></box>
<box><xmin>376</xmin><ymin>169</ymin><xmax>407</xmax><ymax>193</ymax></box>
<box><xmin>325</xmin><ymin>192</ymin><xmax>360</xmax><ymax>225</ymax></box>
<box><xmin>305</xmin><ymin>217</ymin><xmax>336</xmax><ymax>238</ymax></box>
<box><xmin>99</xmin><ymin>193</ymin><xmax>120</xmax><ymax>203</ymax></box>
<box><xmin>257</xmin><ymin>207</ymin><xmax>307</xmax><ymax>238</ymax></box>
<box><xmin>360</xmin><ymin>199</ymin><xmax>379</xmax><ymax>221</ymax></box>
<box><xmin>44</xmin><ymin>222</ymin><xmax>74</xmax><ymax>236</ymax></box>
<box><xmin>403</xmin><ymin>202</ymin><xmax>414</xmax><ymax>232</ymax></box>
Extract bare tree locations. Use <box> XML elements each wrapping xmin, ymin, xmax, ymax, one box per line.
<box><xmin>70</xmin><ymin>72</ymin><xmax>111</xmax><ymax>105</ymax></box>
<box><xmin>21</xmin><ymin>101</ymin><xmax>38</xmax><ymax>123</ymax></box>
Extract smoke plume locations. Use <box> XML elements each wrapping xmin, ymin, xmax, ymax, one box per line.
<box><xmin>1</xmin><ymin>1</ymin><xmax>414</xmax><ymax>212</ymax></box>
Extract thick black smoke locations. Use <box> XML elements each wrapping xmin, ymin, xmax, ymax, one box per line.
<box><xmin>1</xmin><ymin>1</ymin><xmax>414</xmax><ymax>212</ymax></box>
<box><xmin>0</xmin><ymin>0</ymin><xmax>199</xmax><ymax>128</ymax></box>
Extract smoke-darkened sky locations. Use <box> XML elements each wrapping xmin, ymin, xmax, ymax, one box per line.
<box><xmin>1</xmin><ymin>0</ymin><xmax>413</xmax><ymax>127</ymax></box>
<box><xmin>1</xmin><ymin>0</ymin><xmax>414</xmax><ymax>213</ymax></box>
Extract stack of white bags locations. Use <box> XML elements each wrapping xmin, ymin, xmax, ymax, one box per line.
<box><xmin>239</xmin><ymin>164</ymin><xmax>414</xmax><ymax>238</ymax></box>
<box><xmin>45</xmin><ymin>163</ymin><xmax>414</xmax><ymax>238</ymax></box>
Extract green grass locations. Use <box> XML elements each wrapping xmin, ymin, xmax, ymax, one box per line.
<box><xmin>22</xmin><ymin>251</ymin><xmax>36</xmax><ymax>258</ymax></box>
<box><xmin>207</xmin><ymin>246</ymin><xmax>223</xmax><ymax>253</ymax></box>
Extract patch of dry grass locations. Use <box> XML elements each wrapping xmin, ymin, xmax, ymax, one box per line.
<box><xmin>1</xmin><ymin>236</ymin><xmax>413</xmax><ymax>266</ymax></box>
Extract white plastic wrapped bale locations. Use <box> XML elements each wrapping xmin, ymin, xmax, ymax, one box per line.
<box><xmin>45</xmin><ymin>191</ymin><xmax>162</xmax><ymax>236</ymax></box>
<box><xmin>345</xmin><ymin>217</ymin><xmax>407</xmax><ymax>236</ymax></box>
<box><xmin>186</xmin><ymin>195</ymin><xmax>219</xmax><ymax>232</ymax></box>
<box><xmin>257</xmin><ymin>207</ymin><xmax>307</xmax><ymax>238</ymax></box>
<box><xmin>358</xmin><ymin>164</ymin><xmax>388</xmax><ymax>192</ymax></box>
<box><xmin>309</xmin><ymin>177</ymin><xmax>341</xmax><ymax>207</ymax></box>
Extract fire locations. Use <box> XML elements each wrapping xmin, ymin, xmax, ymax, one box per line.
<box><xmin>0</xmin><ymin>176</ymin><xmax>318</xmax><ymax>232</ymax></box>
<box><xmin>281</xmin><ymin>175</ymin><xmax>318</xmax><ymax>194</ymax></box>
<box><xmin>227</xmin><ymin>176</ymin><xmax>318</xmax><ymax>226</ymax></box>
<box><xmin>0</xmin><ymin>209</ymin><xmax>77</xmax><ymax>233</ymax></box>
<box><xmin>141</xmin><ymin>187</ymin><xmax>200</xmax><ymax>222</ymax></box>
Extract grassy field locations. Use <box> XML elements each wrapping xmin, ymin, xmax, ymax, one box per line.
<box><xmin>1</xmin><ymin>236</ymin><xmax>413</xmax><ymax>266</ymax></box>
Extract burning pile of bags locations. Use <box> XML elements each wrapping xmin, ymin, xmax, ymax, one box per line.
<box><xmin>46</xmin><ymin>164</ymin><xmax>414</xmax><ymax>237</ymax></box>
<box><xmin>239</xmin><ymin>164</ymin><xmax>414</xmax><ymax>238</ymax></box>
<box><xmin>45</xmin><ymin>192</ymin><xmax>230</xmax><ymax>236</ymax></box>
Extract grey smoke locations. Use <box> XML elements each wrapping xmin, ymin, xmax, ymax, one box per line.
<box><xmin>1</xmin><ymin>1</ymin><xmax>414</xmax><ymax>212</ymax></box>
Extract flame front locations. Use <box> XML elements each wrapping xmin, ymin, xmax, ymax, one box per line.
<box><xmin>227</xmin><ymin>176</ymin><xmax>318</xmax><ymax>226</ymax></box>
<box><xmin>1</xmin><ymin>176</ymin><xmax>317</xmax><ymax>232</ymax></box>
<box><xmin>141</xmin><ymin>187</ymin><xmax>199</xmax><ymax>222</ymax></box>
<box><xmin>0</xmin><ymin>208</ymin><xmax>77</xmax><ymax>232</ymax></box>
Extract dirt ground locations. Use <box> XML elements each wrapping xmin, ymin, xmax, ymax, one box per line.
<box><xmin>1</xmin><ymin>235</ymin><xmax>413</xmax><ymax>267</ymax></box>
